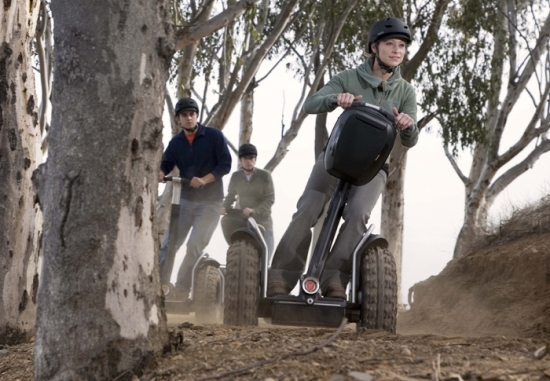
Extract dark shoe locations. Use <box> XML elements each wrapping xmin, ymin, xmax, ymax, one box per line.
<box><xmin>324</xmin><ymin>284</ymin><xmax>347</xmax><ymax>300</ymax></box>
<box><xmin>267</xmin><ymin>281</ymin><xmax>290</xmax><ymax>297</ymax></box>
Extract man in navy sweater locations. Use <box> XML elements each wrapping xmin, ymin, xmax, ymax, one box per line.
<box><xmin>158</xmin><ymin>98</ymin><xmax>231</xmax><ymax>299</ymax></box>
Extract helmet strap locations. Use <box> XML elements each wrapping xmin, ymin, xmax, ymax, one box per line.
<box><xmin>376</xmin><ymin>55</ymin><xmax>395</xmax><ymax>74</ymax></box>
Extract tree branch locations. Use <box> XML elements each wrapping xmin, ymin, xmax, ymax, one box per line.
<box><xmin>444</xmin><ymin>145</ymin><xmax>469</xmax><ymax>185</ymax></box>
<box><xmin>175</xmin><ymin>0</ymin><xmax>261</xmax><ymax>51</ymax></box>
<box><xmin>263</xmin><ymin>0</ymin><xmax>359</xmax><ymax>172</ymax></box>
<box><xmin>486</xmin><ymin>137</ymin><xmax>550</xmax><ymax>208</ymax></box>
<box><xmin>497</xmin><ymin>81</ymin><xmax>550</xmax><ymax>167</ymax></box>
<box><xmin>402</xmin><ymin>0</ymin><xmax>451</xmax><ymax>82</ymax></box>
<box><xmin>207</xmin><ymin>0</ymin><xmax>303</xmax><ymax>128</ymax></box>
<box><xmin>498</xmin><ymin>12</ymin><xmax>550</xmax><ymax>120</ymax></box>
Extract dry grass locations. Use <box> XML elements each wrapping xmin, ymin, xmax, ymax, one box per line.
<box><xmin>471</xmin><ymin>195</ymin><xmax>550</xmax><ymax>252</ymax></box>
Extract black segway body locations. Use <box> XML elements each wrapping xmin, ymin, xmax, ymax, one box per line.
<box><xmin>324</xmin><ymin>105</ymin><xmax>396</xmax><ymax>186</ymax></box>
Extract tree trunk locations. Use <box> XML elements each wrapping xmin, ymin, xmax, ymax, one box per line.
<box><xmin>34</xmin><ymin>1</ymin><xmax>173</xmax><ymax>379</ymax></box>
<box><xmin>0</xmin><ymin>0</ymin><xmax>42</xmax><ymax>345</ymax></box>
<box><xmin>381</xmin><ymin>140</ymin><xmax>407</xmax><ymax>307</ymax></box>
<box><xmin>240</xmin><ymin>80</ymin><xmax>255</xmax><ymax>145</ymax></box>
<box><xmin>313</xmin><ymin>63</ymin><xmax>328</xmax><ymax>159</ymax></box>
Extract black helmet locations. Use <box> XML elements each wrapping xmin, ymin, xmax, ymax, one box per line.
<box><xmin>175</xmin><ymin>98</ymin><xmax>199</xmax><ymax>116</ymax></box>
<box><xmin>367</xmin><ymin>17</ymin><xmax>411</xmax><ymax>54</ymax></box>
<box><xmin>238</xmin><ymin>143</ymin><xmax>257</xmax><ymax>157</ymax></box>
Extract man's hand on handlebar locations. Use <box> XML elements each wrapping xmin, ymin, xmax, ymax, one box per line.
<box><xmin>158</xmin><ymin>170</ymin><xmax>165</xmax><ymax>183</ymax></box>
<box><xmin>190</xmin><ymin>176</ymin><xmax>206</xmax><ymax>189</ymax></box>
<box><xmin>392</xmin><ymin>107</ymin><xmax>414</xmax><ymax>130</ymax></box>
<box><xmin>336</xmin><ymin>93</ymin><xmax>363</xmax><ymax>109</ymax></box>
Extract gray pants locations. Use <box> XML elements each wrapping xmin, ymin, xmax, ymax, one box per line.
<box><xmin>269</xmin><ymin>152</ymin><xmax>387</xmax><ymax>291</ymax></box>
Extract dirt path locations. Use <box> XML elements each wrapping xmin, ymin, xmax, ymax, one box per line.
<box><xmin>1</xmin><ymin>314</ymin><xmax>549</xmax><ymax>380</ymax></box>
<box><xmin>3</xmin><ymin>232</ymin><xmax>550</xmax><ymax>380</ymax></box>
<box><xmin>150</xmin><ymin>316</ymin><xmax>550</xmax><ymax>381</ymax></box>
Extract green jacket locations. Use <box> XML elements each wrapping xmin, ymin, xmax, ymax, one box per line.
<box><xmin>303</xmin><ymin>57</ymin><xmax>419</xmax><ymax>148</ymax></box>
<box><xmin>222</xmin><ymin>167</ymin><xmax>275</xmax><ymax>226</ymax></box>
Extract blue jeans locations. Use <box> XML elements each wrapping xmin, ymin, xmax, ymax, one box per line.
<box><xmin>159</xmin><ymin>198</ymin><xmax>221</xmax><ymax>292</ymax></box>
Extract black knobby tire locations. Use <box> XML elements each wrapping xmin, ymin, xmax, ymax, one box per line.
<box><xmin>359</xmin><ymin>246</ymin><xmax>398</xmax><ymax>332</ymax></box>
<box><xmin>194</xmin><ymin>265</ymin><xmax>223</xmax><ymax>324</ymax></box>
<box><xmin>223</xmin><ymin>240</ymin><xmax>260</xmax><ymax>326</ymax></box>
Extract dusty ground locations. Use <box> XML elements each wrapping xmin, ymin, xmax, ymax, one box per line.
<box><xmin>2</xmin><ymin>232</ymin><xmax>550</xmax><ymax>380</ymax></box>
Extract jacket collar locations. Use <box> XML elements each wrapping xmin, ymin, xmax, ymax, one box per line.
<box><xmin>177</xmin><ymin>122</ymin><xmax>206</xmax><ymax>139</ymax></box>
<box><xmin>356</xmin><ymin>57</ymin><xmax>403</xmax><ymax>90</ymax></box>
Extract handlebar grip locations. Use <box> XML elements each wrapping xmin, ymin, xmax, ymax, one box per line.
<box><xmin>163</xmin><ymin>176</ymin><xmax>190</xmax><ymax>186</ymax></box>
<box><xmin>329</xmin><ymin>98</ymin><xmax>366</xmax><ymax>108</ymax></box>
<box><xmin>329</xmin><ymin>97</ymin><xmax>396</xmax><ymax>123</ymax></box>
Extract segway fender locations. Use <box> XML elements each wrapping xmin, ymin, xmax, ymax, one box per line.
<box><xmin>351</xmin><ymin>234</ymin><xmax>389</xmax><ymax>302</ymax></box>
<box><xmin>359</xmin><ymin>234</ymin><xmax>388</xmax><ymax>251</ymax></box>
<box><xmin>198</xmin><ymin>257</ymin><xmax>221</xmax><ymax>269</ymax></box>
<box><xmin>230</xmin><ymin>227</ymin><xmax>263</xmax><ymax>253</ymax></box>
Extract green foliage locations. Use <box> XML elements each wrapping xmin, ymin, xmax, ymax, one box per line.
<box><xmin>418</xmin><ymin>0</ymin><xmax>548</xmax><ymax>153</ymax></box>
<box><xmin>273</xmin><ymin>0</ymin><xmax>394</xmax><ymax>80</ymax></box>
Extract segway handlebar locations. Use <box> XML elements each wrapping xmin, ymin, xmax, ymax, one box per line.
<box><xmin>329</xmin><ymin>97</ymin><xmax>396</xmax><ymax>123</ymax></box>
<box><xmin>163</xmin><ymin>176</ymin><xmax>191</xmax><ymax>186</ymax></box>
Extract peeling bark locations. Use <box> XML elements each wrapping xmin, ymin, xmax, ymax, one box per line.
<box><xmin>0</xmin><ymin>0</ymin><xmax>42</xmax><ymax>345</ymax></box>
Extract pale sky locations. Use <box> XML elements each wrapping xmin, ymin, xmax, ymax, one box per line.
<box><xmin>164</xmin><ymin>64</ymin><xmax>550</xmax><ymax>304</ymax></box>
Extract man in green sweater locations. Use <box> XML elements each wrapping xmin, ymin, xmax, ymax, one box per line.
<box><xmin>221</xmin><ymin>143</ymin><xmax>275</xmax><ymax>258</ymax></box>
<box><xmin>268</xmin><ymin>17</ymin><xmax>419</xmax><ymax>299</ymax></box>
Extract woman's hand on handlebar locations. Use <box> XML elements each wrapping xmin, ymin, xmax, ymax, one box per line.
<box><xmin>242</xmin><ymin>207</ymin><xmax>255</xmax><ymax>217</ymax></box>
<box><xmin>392</xmin><ymin>107</ymin><xmax>414</xmax><ymax>130</ymax></box>
<box><xmin>158</xmin><ymin>171</ymin><xmax>165</xmax><ymax>183</ymax></box>
<box><xmin>337</xmin><ymin>93</ymin><xmax>363</xmax><ymax>109</ymax></box>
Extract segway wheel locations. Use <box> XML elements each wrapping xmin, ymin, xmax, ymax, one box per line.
<box><xmin>223</xmin><ymin>240</ymin><xmax>260</xmax><ymax>326</ymax></box>
<box><xmin>359</xmin><ymin>246</ymin><xmax>397</xmax><ymax>332</ymax></box>
<box><xmin>194</xmin><ymin>265</ymin><xmax>223</xmax><ymax>324</ymax></box>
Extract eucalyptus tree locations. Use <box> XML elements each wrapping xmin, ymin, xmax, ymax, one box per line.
<box><xmin>34</xmin><ymin>0</ymin><xmax>260</xmax><ymax>379</ymax></box>
<box><xmin>418</xmin><ymin>0</ymin><xmax>550</xmax><ymax>257</ymax></box>
<box><xmin>0</xmin><ymin>0</ymin><xmax>42</xmax><ymax>345</ymax></box>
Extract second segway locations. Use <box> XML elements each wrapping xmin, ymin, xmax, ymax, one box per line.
<box><xmin>160</xmin><ymin>176</ymin><xmax>225</xmax><ymax>324</ymax></box>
